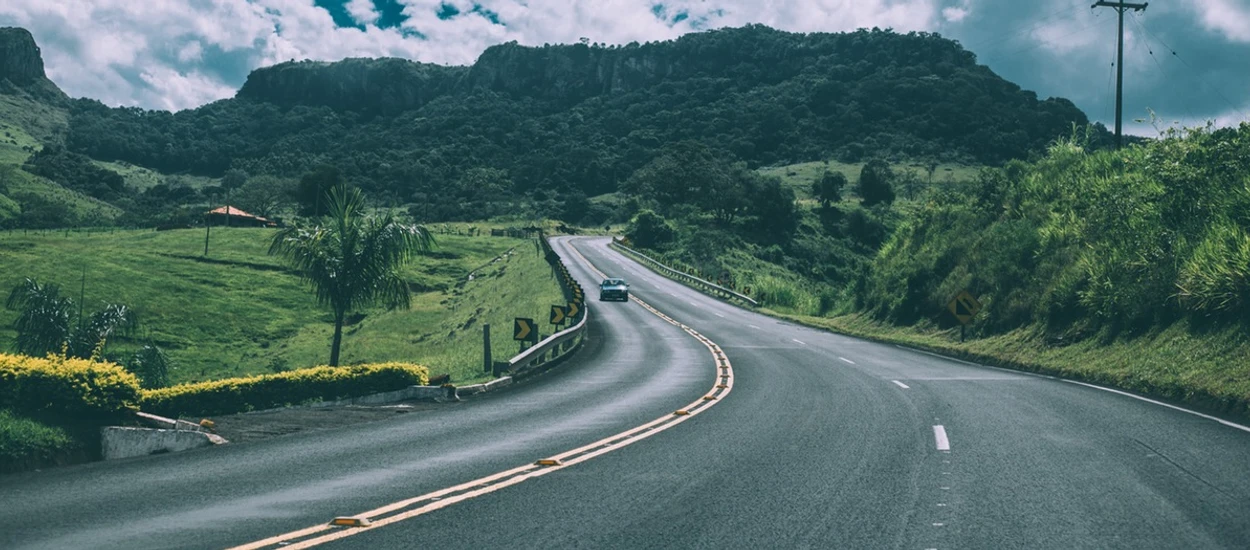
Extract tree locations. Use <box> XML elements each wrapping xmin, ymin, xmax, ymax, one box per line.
<box><xmin>5</xmin><ymin>278</ymin><xmax>135</xmax><ymax>358</ymax></box>
<box><xmin>295</xmin><ymin>165</ymin><xmax>343</xmax><ymax>217</ymax></box>
<box><xmin>858</xmin><ymin>159</ymin><xmax>896</xmax><ymax>206</ymax></box>
<box><xmin>749</xmin><ymin>177</ymin><xmax>798</xmax><ymax>241</ymax></box>
<box><xmin>234</xmin><ymin>175</ymin><xmax>295</xmax><ymax>219</ymax></box>
<box><xmin>221</xmin><ymin>169</ymin><xmax>248</xmax><ymax>191</ymax></box>
<box><xmin>5</xmin><ymin>278</ymin><xmax>71</xmax><ymax>357</ymax></box>
<box><xmin>625</xmin><ymin>210</ymin><xmax>676</xmax><ymax>248</ymax></box>
<box><xmin>269</xmin><ymin>184</ymin><xmax>435</xmax><ymax>366</ymax></box>
<box><xmin>622</xmin><ymin>141</ymin><xmax>726</xmax><ymax>212</ymax></box>
<box><xmin>128</xmin><ymin>344</ymin><xmax>172</xmax><ymax>389</ymax></box>
<box><xmin>812</xmin><ymin>170</ymin><xmax>847</xmax><ymax>208</ymax></box>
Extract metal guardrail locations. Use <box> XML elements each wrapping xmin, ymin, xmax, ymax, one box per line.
<box><xmin>609</xmin><ymin>238</ymin><xmax>759</xmax><ymax>307</ymax></box>
<box><xmin>503</xmin><ymin>235</ymin><xmax>588</xmax><ymax>374</ymax></box>
<box><xmin>508</xmin><ymin>306</ymin><xmax>587</xmax><ymax>372</ymax></box>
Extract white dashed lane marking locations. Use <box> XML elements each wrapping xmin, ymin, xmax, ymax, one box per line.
<box><xmin>892</xmin><ymin>380</ymin><xmax>909</xmax><ymax>389</ymax></box>
<box><xmin>839</xmin><ymin>357</ymin><xmax>855</xmax><ymax>365</ymax></box>
<box><xmin>933</xmin><ymin>425</ymin><xmax>950</xmax><ymax>451</ymax></box>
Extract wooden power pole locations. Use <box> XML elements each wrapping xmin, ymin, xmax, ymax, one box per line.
<box><xmin>1093</xmin><ymin>1</ymin><xmax>1148</xmax><ymax>149</ymax></box>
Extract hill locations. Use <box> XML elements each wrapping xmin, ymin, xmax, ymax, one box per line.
<box><xmin>53</xmin><ymin>25</ymin><xmax>1106</xmax><ymax>224</ymax></box>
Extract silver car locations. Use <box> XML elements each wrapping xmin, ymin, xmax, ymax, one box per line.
<box><xmin>599</xmin><ymin>278</ymin><xmax>629</xmax><ymax>301</ymax></box>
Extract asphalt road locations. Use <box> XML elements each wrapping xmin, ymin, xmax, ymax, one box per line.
<box><xmin>4</xmin><ymin>236</ymin><xmax>1249</xmax><ymax>549</ymax></box>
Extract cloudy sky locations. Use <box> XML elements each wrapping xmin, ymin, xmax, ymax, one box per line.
<box><xmin>1</xmin><ymin>0</ymin><xmax>1247</xmax><ymax>135</ymax></box>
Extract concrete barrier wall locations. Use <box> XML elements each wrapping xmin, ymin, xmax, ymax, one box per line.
<box><xmin>101</xmin><ymin>427</ymin><xmax>228</xmax><ymax>460</ymax></box>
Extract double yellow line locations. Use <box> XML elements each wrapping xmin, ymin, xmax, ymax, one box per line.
<box><xmin>231</xmin><ymin>239</ymin><xmax>733</xmax><ymax>549</ymax></box>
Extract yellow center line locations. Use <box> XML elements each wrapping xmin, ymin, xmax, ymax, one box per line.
<box><xmin>230</xmin><ymin>237</ymin><xmax>734</xmax><ymax>550</ymax></box>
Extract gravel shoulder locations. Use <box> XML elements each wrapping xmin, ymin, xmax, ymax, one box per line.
<box><xmin>207</xmin><ymin>401</ymin><xmax>445</xmax><ymax>444</ymax></box>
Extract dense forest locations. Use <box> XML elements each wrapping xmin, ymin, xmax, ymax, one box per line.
<box><xmin>52</xmin><ymin>25</ymin><xmax>1107</xmax><ymax>224</ymax></box>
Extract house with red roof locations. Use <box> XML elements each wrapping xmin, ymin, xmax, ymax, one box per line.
<box><xmin>205</xmin><ymin>206</ymin><xmax>277</xmax><ymax>227</ymax></box>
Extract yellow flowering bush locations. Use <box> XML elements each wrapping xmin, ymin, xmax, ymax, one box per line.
<box><xmin>0</xmin><ymin>353</ymin><xmax>142</xmax><ymax>422</ymax></box>
<box><xmin>140</xmin><ymin>362</ymin><xmax>429</xmax><ymax>417</ymax></box>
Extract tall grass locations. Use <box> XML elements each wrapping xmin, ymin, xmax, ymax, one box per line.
<box><xmin>860</xmin><ymin>123</ymin><xmax>1250</xmax><ymax>334</ymax></box>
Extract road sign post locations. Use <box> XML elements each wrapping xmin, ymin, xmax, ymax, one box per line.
<box><xmin>513</xmin><ymin>317</ymin><xmax>537</xmax><ymax>351</ymax></box>
<box><xmin>483</xmin><ymin>323</ymin><xmax>492</xmax><ymax>373</ymax></box>
<box><xmin>550</xmin><ymin>304</ymin><xmax>567</xmax><ymax>327</ymax></box>
<box><xmin>946</xmin><ymin>290</ymin><xmax>982</xmax><ymax>342</ymax></box>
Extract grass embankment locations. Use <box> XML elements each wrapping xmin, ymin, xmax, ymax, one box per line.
<box><xmin>0</xmin><ymin>225</ymin><xmax>563</xmax><ymax>385</ymax></box>
<box><xmin>0</xmin><ymin>409</ymin><xmax>83</xmax><ymax>471</ymax></box>
<box><xmin>776</xmin><ymin>313</ymin><xmax>1250</xmax><ymax>419</ymax></box>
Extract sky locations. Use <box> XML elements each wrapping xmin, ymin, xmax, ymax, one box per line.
<box><xmin>1</xmin><ymin>0</ymin><xmax>1247</xmax><ymax>136</ymax></box>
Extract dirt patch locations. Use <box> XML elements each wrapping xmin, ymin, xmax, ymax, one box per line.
<box><xmin>207</xmin><ymin>402</ymin><xmax>443</xmax><ymax>444</ymax></box>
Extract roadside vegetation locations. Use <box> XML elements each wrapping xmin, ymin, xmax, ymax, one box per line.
<box><xmin>626</xmin><ymin>123</ymin><xmax>1250</xmax><ymax>419</ymax></box>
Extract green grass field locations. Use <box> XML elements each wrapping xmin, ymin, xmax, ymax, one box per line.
<box><xmin>93</xmin><ymin>160</ymin><xmax>217</xmax><ymax>192</ymax></box>
<box><xmin>758</xmin><ymin>159</ymin><xmax>984</xmax><ymax>204</ymax></box>
<box><xmin>0</xmin><ymin>226</ymin><xmax>564</xmax><ymax>385</ymax></box>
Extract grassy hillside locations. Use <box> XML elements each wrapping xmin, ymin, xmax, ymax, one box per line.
<box><xmin>94</xmin><ymin>160</ymin><xmax>215</xmax><ymax>192</ymax></box>
<box><xmin>0</xmin><ymin>93</ymin><xmax>125</xmax><ymax>228</ymax></box>
<box><xmin>758</xmin><ymin>159</ymin><xmax>983</xmax><ymax>203</ymax></box>
<box><xmin>0</xmin><ymin>225</ymin><xmax>563</xmax><ymax>385</ymax></box>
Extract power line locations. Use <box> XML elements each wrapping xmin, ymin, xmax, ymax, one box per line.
<box><xmin>1125</xmin><ymin>12</ymin><xmax>1199</xmax><ymax>129</ymax></box>
<box><xmin>1130</xmin><ymin>12</ymin><xmax>1250</xmax><ymax>122</ymax></box>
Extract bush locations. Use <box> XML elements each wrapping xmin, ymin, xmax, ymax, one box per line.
<box><xmin>140</xmin><ymin>362</ymin><xmax>430</xmax><ymax>417</ymax></box>
<box><xmin>0</xmin><ymin>353</ymin><xmax>142</xmax><ymax>423</ymax></box>
<box><xmin>0</xmin><ymin>409</ymin><xmax>77</xmax><ymax>467</ymax></box>
<box><xmin>625</xmin><ymin>210</ymin><xmax>676</xmax><ymax>248</ymax></box>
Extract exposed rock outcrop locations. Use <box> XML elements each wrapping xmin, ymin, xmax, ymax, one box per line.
<box><xmin>236</xmin><ymin>57</ymin><xmax>466</xmax><ymax>113</ymax></box>
<box><xmin>0</xmin><ymin>27</ymin><xmax>66</xmax><ymax>100</ymax></box>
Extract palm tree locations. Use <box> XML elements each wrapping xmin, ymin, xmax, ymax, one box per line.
<box><xmin>5</xmin><ymin>278</ymin><xmax>135</xmax><ymax>358</ymax></box>
<box><xmin>269</xmin><ymin>184</ymin><xmax>434</xmax><ymax>366</ymax></box>
<box><xmin>5</xmin><ymin>278</ymin><xmax>72</xmax><ymax>356</ymax></box>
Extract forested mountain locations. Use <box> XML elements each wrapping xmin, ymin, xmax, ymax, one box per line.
<box><xmin>57</xmin><ymin>24</ymin><xmax>1105</xmax><ymax>218</ymax></box>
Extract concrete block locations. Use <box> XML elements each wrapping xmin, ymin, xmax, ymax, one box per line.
<box><xmin>456</xmin><ymin>384</ymin><xmax>486</xmax><ymax>397</ymax></box>
<box><xmin>101</xmin><ymin>427</ymin><xmax>228</xmax><ymax>460</ymax></box>
<box><xmin>483</xmin><ymin>377</ymin><xmax>513</xmax><ymax>391</ymax></box>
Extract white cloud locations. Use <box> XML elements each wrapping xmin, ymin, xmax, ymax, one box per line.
<box><xmin>1191</xmin><ymin>0</ymin><xmax>1250</xmax><ymax>42</ymax></box>
<box><xmin>943</xmin><ymin>7</ymin><xmax>969</xmax><ymax>23</ymax></box>
<box><xmin>0</xmin><ymin>0</ymin><xmax>953</xmax><ymax>111</ymax></box>
<box><xmin>138</xmin><ymin>66</ymin><xmax>239</xmax><ymax>112</ymax></box>
<box><xmin>345</xmin><ymin>0</ymin><xmax>379</xmax><ymax>26</ymax></box>
<box><xmin>177</xmin><ymin>41</ymin><xmax>205</xmax><ymax>63</ymax></box>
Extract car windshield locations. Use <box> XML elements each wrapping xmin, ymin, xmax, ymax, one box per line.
<box><xmin>602</xmin><ymin>279</ymin><xmax>625</xmax><ymax>286</ymax></box>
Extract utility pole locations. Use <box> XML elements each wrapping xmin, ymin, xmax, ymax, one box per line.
<box><xmin>1093</xmin><ymin>1</ymin><xmax>1148</xmax><ymax>149</ymax></box>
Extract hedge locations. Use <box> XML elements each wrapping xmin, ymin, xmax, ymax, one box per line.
<box><xmin>0</xmin><ymin>353</ymin><xmax>142</xmax><ymax>423</ymax></box>
<box><xmin>140</xmin><ymin>362</ymin><xmax>430</xmax><ymax>417</ymax></box>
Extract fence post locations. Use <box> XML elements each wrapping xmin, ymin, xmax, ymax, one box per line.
<box><xmin>483</xmin><ymin>324</ymin><xmax>492</xmax><ymax>373</ymax></box>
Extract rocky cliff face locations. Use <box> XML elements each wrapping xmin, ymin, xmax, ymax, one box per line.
<box><xmin>0</xmin><ymin>27</ymin><xmax>48</xmax><ymax>84</ymax></box>
<box><xmin>0</xmin><ymin>27</ymin><xmax>65</xmax><ymax>100</ymax></box>
<box><xmin>236</xmin><ymin>57</ymin><xmax>466</xmax><ymax>113</ymax></box>
<box><xmin>465</xmin><ymin>42</ymin><xmax>683</xmax><ymax>102</ymax></box>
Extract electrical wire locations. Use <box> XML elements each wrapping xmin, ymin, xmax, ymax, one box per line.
<box><xmin>1126</xmin><ymin>13</ymin><xmax>1200</xmax><ymax>129</ymax></box>
<box><xmin>1130</xmin><ymin>12</ymin><xmax>1250</xmax><ymax>122</ymax></box>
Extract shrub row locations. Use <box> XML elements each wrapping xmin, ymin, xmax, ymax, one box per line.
<box><xmin>140</xmin><ymin>362</ymin><xmax>430</xmax><ymax>417</ymax></box>
<box><xmin>0</xmin><ymin>353</ymin><xmax>141</xmax><ymax>423</ymax></box>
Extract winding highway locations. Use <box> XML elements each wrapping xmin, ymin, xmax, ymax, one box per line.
<box><xmin>3</xmin><ymin>236</ymin><xmax>1249</xmax><ymax>549</ymax></box>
